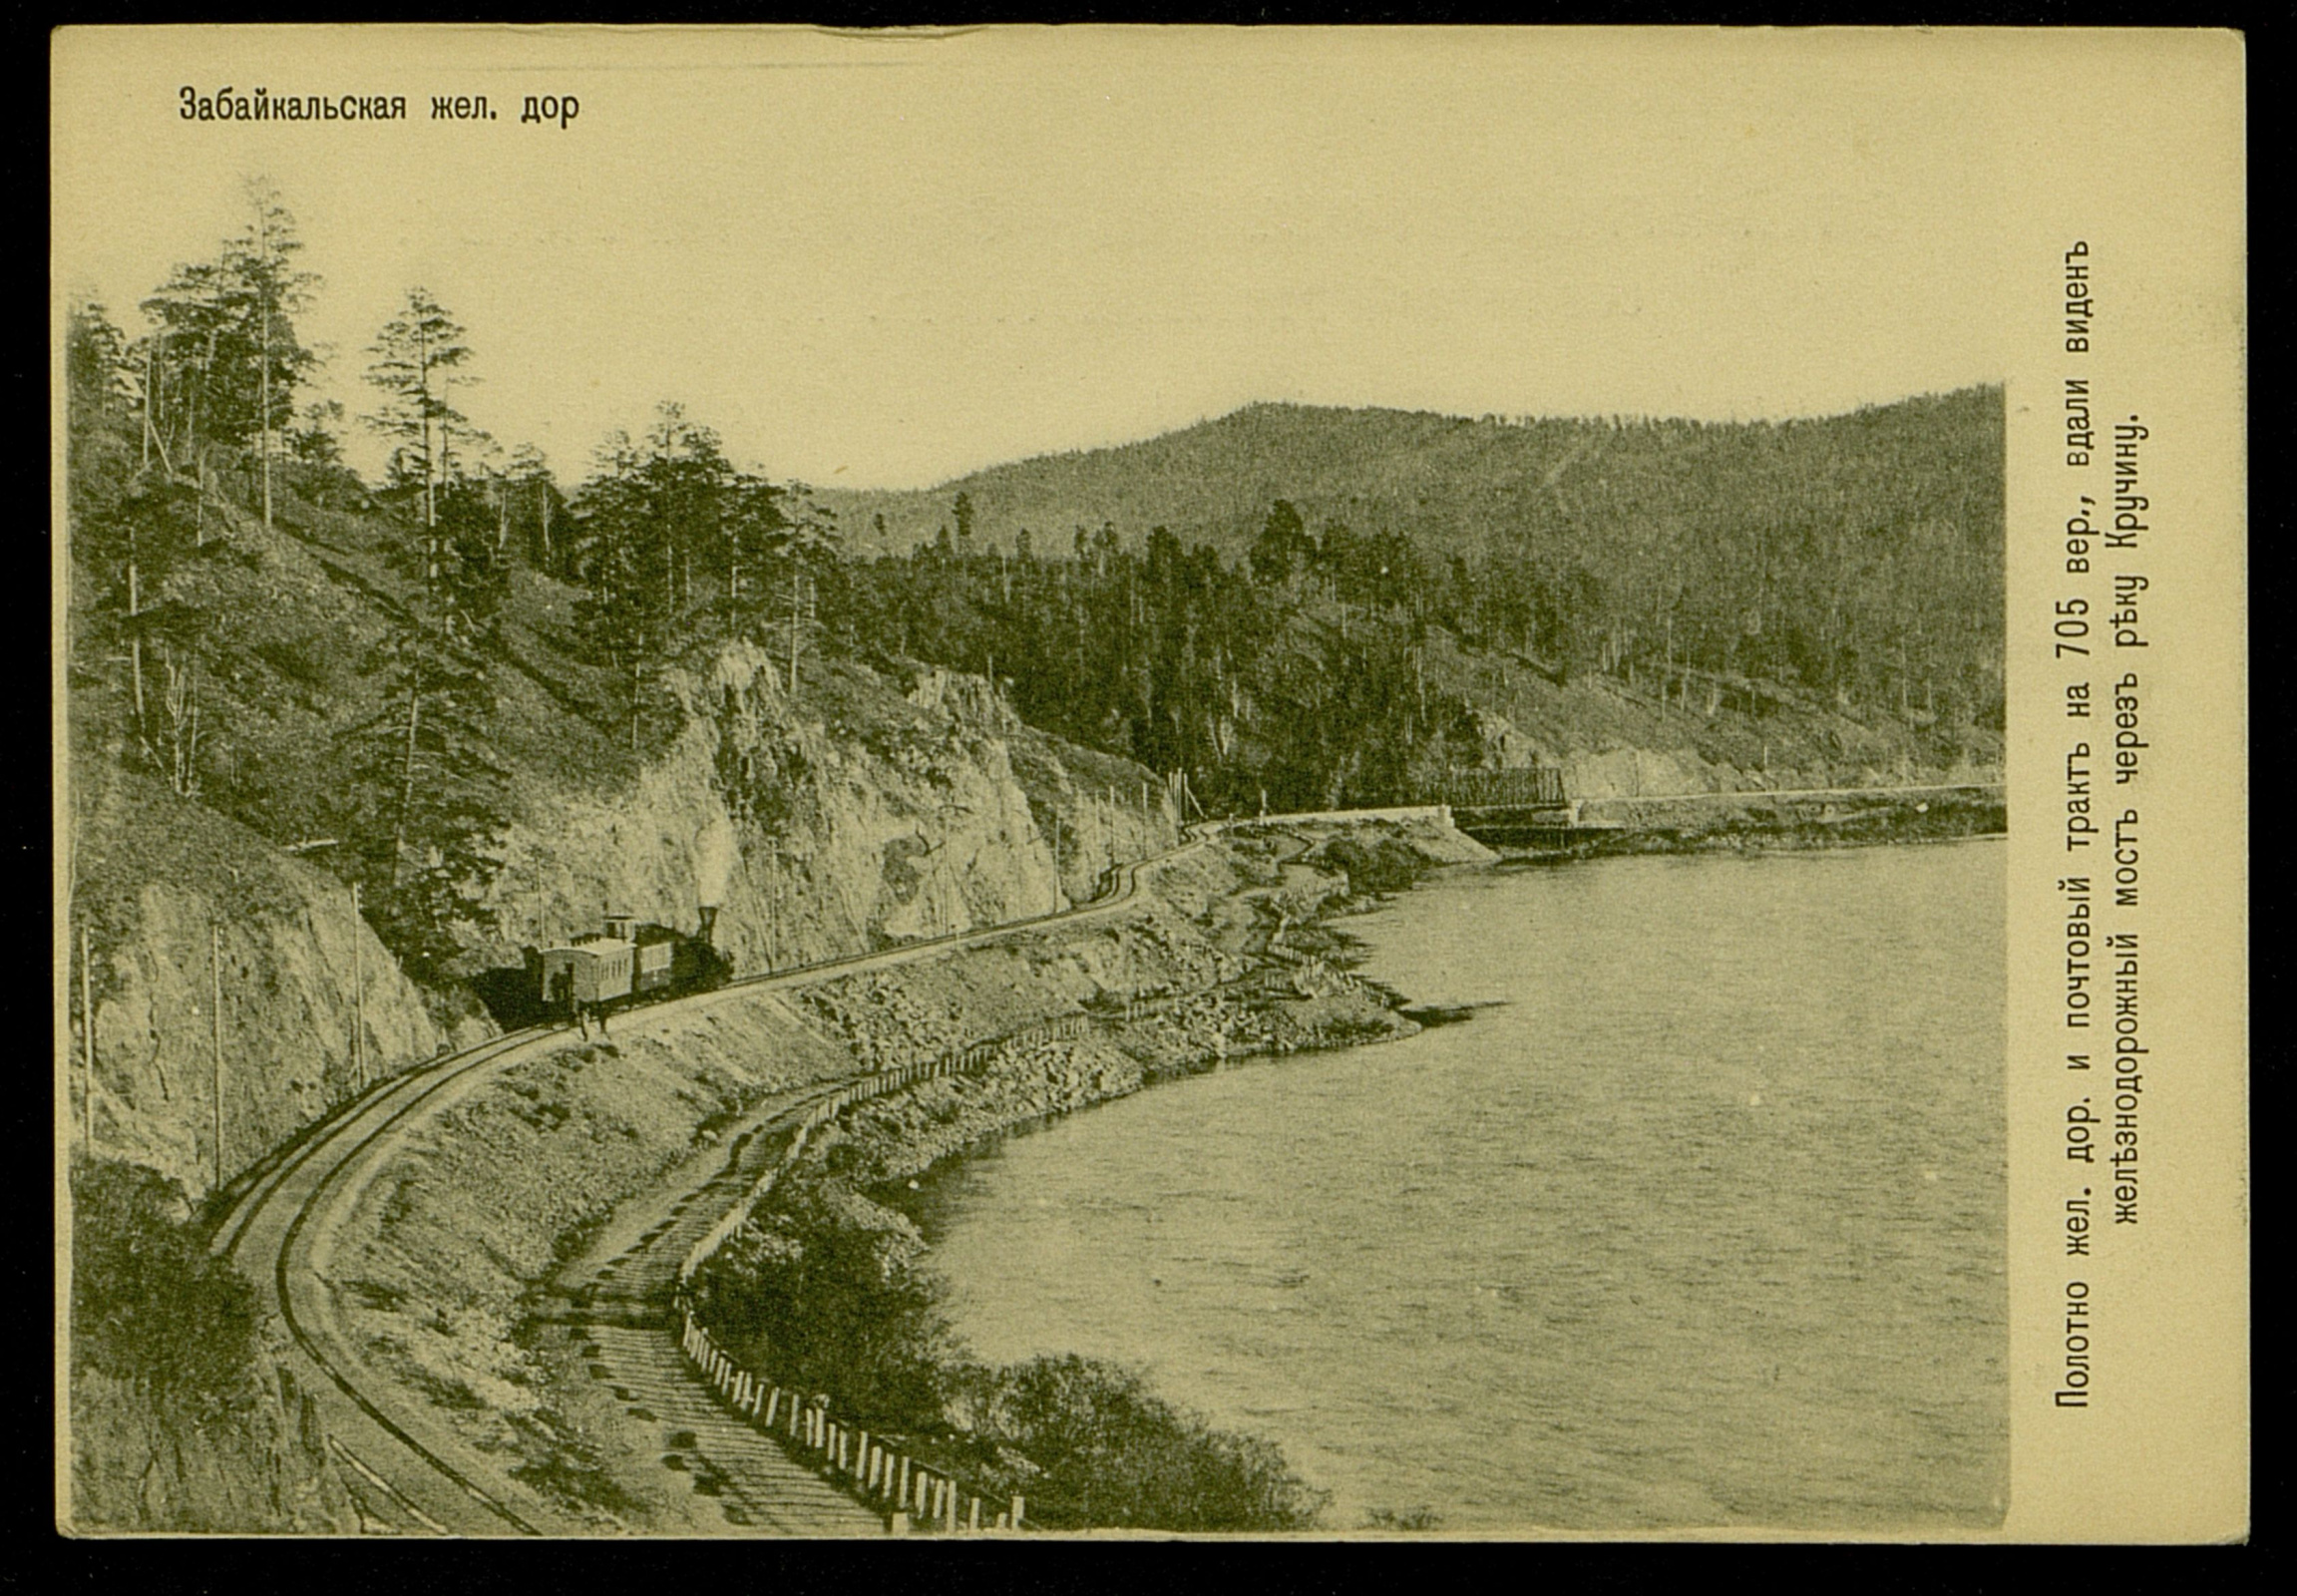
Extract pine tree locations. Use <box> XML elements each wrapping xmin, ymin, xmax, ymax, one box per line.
<box><xmin>363</xmin><ymin>288</ymin><xmax>477</xmax><ymax>615</ymax></box>
<box><xmin>135</xmin><ymin>179</ymin><xmax>319</xmax><ymax>505</ymax></box>
<box><xmin>330</xmin><ymin>623</ymin><xmax>508</xmax><ymax>980</ymax></box>
<box><xmin>221</xmin><ymin>179</ymin><xmax>321</xmax><ymax>528</ymax></box>
<box><xmin>506</xmin><ymin>443</ymin><xmax>561</xmax><ymax>574</ymax></box>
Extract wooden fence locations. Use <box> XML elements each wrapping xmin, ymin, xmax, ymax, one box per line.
<box><xmin>679</xmin><ymin>1312</ymin><xmax>1021</xmax><ymax>1535</ymax></box>
<box><xmin>670</xmin><ymin>1008</ymin><xmax>1098</xmax><ymax>1530</ymax></box>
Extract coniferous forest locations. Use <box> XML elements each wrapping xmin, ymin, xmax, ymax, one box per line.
<box><xmin>68</xmin><ymin>180</ymin><xmax>2003</xmax><ymax>990</ymax></box>
<box><xmin>62</xmin><ymin>170</ymin><xmax>2010</xmax><ymax>1541</ymax></box>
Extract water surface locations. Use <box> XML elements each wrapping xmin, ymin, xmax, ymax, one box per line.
<box><xmin>913</xmin><ymin>843</ymin><xmax>2007</xmax><ymax>1531</ymax></box>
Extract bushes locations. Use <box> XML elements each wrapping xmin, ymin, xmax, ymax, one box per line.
<box><xmin>69</xmin><ymin>1158</ymin><xmax>260</xmax><ymax>1415</ymax></box>
<box><xmin>692</xmin><ymin>1168</ymin><xmax>1330</xmax><ymax>1533</ymax></box>
<box><xmin>979</xmin><ymin>1354</ymin><xmax>1328</xmax><ymax>1532</ymax></box>
<box><xmin>692</xmin><ymin>1171</ymin><xmax>955</xmax><ymax>1434</ymax></box>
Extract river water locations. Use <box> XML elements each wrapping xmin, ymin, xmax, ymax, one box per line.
<box><xmin>911</xmin><ymin>842</ymin><xmax>2007</xmax><ymax>1532</ymax></box>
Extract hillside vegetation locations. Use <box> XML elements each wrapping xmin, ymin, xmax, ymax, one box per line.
<box><xmin>810</xmin><ymin>391</ymin><xmax>2003</xmax><ymax>811</ymax></box>
<box><xmin>63</xmin><ymin>181</ymin><xmax>2000</xmax><ymax>1534</ymax></box>
<box><xmin>65</xmin><ymin>298</ymin><xmax>1175</xmax><ymax>1206</ymax></box>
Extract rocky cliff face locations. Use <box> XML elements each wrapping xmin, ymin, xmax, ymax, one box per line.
<box><xmin>68</xmin><ymin>643</ymin><xmax>1175</xmax><ymax>1208</ymax></box>
<box><xmin>479</xmin><ymin>642</ymin><xmax>1178</xmax><ymax>977</ymax></box>
<box><xmin>69</xmin><ymin>771</ymin><xmax>468</xmax><ymax>1205</ymax></box>
<box><xmin>1464</xmin><ymin>696</ymin><xmax>2001</xmax><ymax>802</ymax></box>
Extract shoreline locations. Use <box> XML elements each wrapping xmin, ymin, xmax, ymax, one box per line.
<box><xmin>270</xmin><ymin>813</ymin><xmax>1998</xmax><ymax>1535</ymax></box>
<box><xmin>821</xmin><ymin>832</ymin><xmax>2009</xmax><ymax>1535</ymax></box>
<box><xmin>676</xmin><ymin>825</ymin><xmax>1469</xmax><ymax>1532</ymax></box>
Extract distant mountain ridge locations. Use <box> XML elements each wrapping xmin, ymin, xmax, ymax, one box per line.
<box><xmin>815</xmin><ymin>390</ymin><xmax>2004</xmax><ymax>565</ymax></box>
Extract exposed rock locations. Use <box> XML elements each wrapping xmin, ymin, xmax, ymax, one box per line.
<box><xmin>70</xmin><ymin>770</ymin><xmax>459</xmax><ymax>1204</ymax></box>
<box><xmin>479</xmin><ymin>643</ymin><xmax>1177</xmax><ymax>976</ymax></box>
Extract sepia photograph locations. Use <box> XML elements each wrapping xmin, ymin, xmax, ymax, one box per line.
<box><xmin>52</xmin><ymin>26</ymin><xmax>2243</xmax><ymax>1540</ymax></box>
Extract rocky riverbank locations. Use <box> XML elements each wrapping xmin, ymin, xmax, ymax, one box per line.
<box><xmin>276</xmin><ymin>817</ymin><xmax>1485</xmax><ymax>1531</ymax></box>
<box><xmin>680</xmin><ymin>819</ymin><xmax>1488</xmax><ymax>1532</ymax></box>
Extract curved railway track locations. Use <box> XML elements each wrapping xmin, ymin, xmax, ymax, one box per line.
<box><xmin>206</xmin><ymin>817</ymin><xmax>1309</xmax><ymax>1534</ymax></box>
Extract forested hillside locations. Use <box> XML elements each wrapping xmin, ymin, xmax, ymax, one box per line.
<box><xmin>62</xmin><ymin>190</ymin><xmax>1175</xmax><ymax>1212</ymax></box>
<box><xmin>66</xmin><ymin>180</ymin><xmax>2003</xmax><ymax>1016</ymax></box>
<box><xmin>810</xmin><ymin>392</ymin><xmax>2004</xmax><ymax>810</ymax></box>
<box><xmin>822</xmin><ymin>392</ymin><xmax>2001</xmax><ymax>711</ymax></box>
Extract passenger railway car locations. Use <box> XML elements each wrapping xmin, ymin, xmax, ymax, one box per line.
<box><xmin>525</xmin><ymin>911</ymin><xmax>728</xmax><ymax>1017</ymax></box>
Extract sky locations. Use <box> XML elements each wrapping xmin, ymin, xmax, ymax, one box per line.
<box><xmin>54</xmin><ymin>26</ymin><xmax>2021</xmax><ymax>490</ymax></box>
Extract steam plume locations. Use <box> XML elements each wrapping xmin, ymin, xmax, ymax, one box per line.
<box><xmin>694</xmin><ymin>815</ymin><xmax>738</xmax><ymax>910</ymax></box>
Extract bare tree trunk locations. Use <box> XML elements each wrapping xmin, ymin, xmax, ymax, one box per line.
<box><xmin>419</xmin><ymin>323</ymin><xmax>436</xmax><ymax>598</ymax></box>
<box><xmin>210</xmin><ymin>923</ymin><xmax>224</xmax><ymax>1190</ymax></box>
<box><xmin>259</xmin><ymin>200</ymin><xmax>273</xmax><ymax>532</ymax></box>
<box><xmin>392</xmin><ymin>683</ymin><xmax>421</xmax><ymax>886</ymax></box>
<box><xmin>163</xmin><ymin>652</ymin><xmax>200</xmax><ymax>797</ymax></box>
<box><xmin>143</xmin><ymin>343</ymin><xmax>177</xmax><ymax>477</ymax></box>
<box><xmin>351</xmin><ymin>881</ymin><xmax>365</xmax><ymax>1091</ymax></box>
<box><xmin>127</xmin><ymin>556</ymin><xmax>145</xmax><ymax>729</ymax></box>
<box><xmin>193</xmin><ymin>329</ymin><xmax>215</xmax><ymax>546</ymax></box>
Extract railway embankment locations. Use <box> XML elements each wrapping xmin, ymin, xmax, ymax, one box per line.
<box><xmin>305</xmin><ymin>817</ymin><xmax>1481</xmax><ymax>1532</ymax></box>
<box><xmin>65</xmin><ymin>642</ymin><xmax>1177</xmax><ymax>1532</ymax></box>
<box><xmin>1468</xmin><ymin>780</ymin><xmax>2006</xmax><ymax>857</ymax></box>
<box><xmin>671</xmin><ymin>818</ymin><xmax>1487</xmax><ymax>1534</ymax></box>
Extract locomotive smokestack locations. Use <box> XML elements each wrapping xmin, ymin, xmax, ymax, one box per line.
<box><xmin>697</xmin><ymin>904</ymin><xmax>719</xmax><ymax>944</ymax></box>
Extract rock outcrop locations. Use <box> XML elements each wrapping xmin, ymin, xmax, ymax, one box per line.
<box><xmin>479</xmin><ymin>643</ymin><xmax>1178</xmax><ymax>976</ymax></box>
<box><xmin>69</xmin><ymin>770</ymin><xmax>466</xmax><ymax>1205</ymax></box>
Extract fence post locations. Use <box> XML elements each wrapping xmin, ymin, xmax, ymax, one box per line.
<box><xmin>1011</xmin><ymin>1494</ymin><xmax>1025</xmax><ymax>1528</ymax></box>
<box><xmin>968</xmin><ymin>1495</ymin><xmax>980</xmax><ymax>1532</ymax></box>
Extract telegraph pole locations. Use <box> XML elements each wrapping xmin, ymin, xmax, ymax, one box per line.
<box><xmin>79</xmin><ymin>926</ymin><xmax>95</xmax><ymax>1151</ymax></box>
<box><xmin>210</xmin><ymin>922</ymin><xmax>225</xmax><ymax>1190</ymax></box>
<box><xmin>351</xmin><ymin>881</ymin><xmax>366</xmax><ymax>1091</ymax></box>
<box><xmin>764</xmin><ymin>838</ymin><xmax>779</xmax><ymax>971</ymax></box>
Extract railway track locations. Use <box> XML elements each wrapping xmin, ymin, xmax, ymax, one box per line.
<box><xmin>205</xmin><ymin>807</ymin><xmax>1418</xmax><ymax>1535</ymax></box>
<box><xmin>203</xmin><ymin>821</ymin><xmax>1251</xmax><ymax>1534</ymax></box>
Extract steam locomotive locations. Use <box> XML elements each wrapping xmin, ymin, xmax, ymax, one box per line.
<box><xmin>524</xmin><ymin>907</ymin><xmax>731</xmax><ymax>1019</ymax></box>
